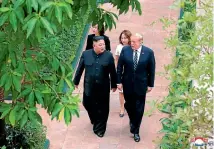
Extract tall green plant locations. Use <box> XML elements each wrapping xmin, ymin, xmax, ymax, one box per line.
<box><xmin>157</xmin><ymin>0</ymin><xmax>213</xmax><ymax>148</ymax></box>
<box><xmin>0</xmin><ymin>0</ymin><xmax>142</xmax><ymax>128</ymax></box>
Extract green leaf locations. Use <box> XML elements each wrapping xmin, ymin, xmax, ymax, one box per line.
<box><xmin>10</xmin><ymin>11</ymin><xmax>18</xmax><ymax>32</ymax></box>
<box><xmin>135</xmin><ymin>0</ymin><xmax>142</xmax><ymax>15</ymax></box>
<box><xmin>66</xmin><ymin>72</ymin><xmax>73</xmax><ymax>77</ymax></box>
<box><xmin>2</xmin><ymin>0</ymin><xmax>9</xmax><ymax>7</ymax></box>
<box><xmin>35</xmin><ymin>112</ymin><xmax>42</xmax><ymax>123</ymax></box>
<box><xmin>26</xmin><ymin>17</ymin><xmax>37</xmax><ymax>38</ymax></box>
<box><xmin>35</xmin><ymin>20</ymin><xmax>42</xmax><ymax>41</ymax></box>
<box><xmin>20</xmin><ymin>111</ymin><xmax>28</xmax><ymax>128</ymax></box>
<box><xmin>9</xmin><ymin>109</ymin><xmax>16</xmax><ymax>126</ymax></box>
<box><xmin>40</xmin><ymin>1</ymin><xmax>54</xmax><ymax>13</ymax></box>
<box><xmin>58</xmin><ymin>79</ymin><xmax>64</xmax><ymax>92</ymax></box>
<box><xmin>40</xmin><ymin>17</ymin><xmax>54</xmax><ymax>34</ymax></box>
<box><xmin>60</xmin><ymin>65</ymin><xmax>65</xmax><ymax>77</ymax></box>
<box><xmin>0</xmin><ymin>73</ymin><xmax>9</xmax><ymax>87</ymax></box>
<box><xmin>13</xmin><ymin>71</ymin><xmax>22</xmax><ymax>77</ymax></box>
<box><xmin>15</xmin><ymin>7</ymin><xmax>25</xmax><ymax>23</ymax></box>
<box><xmin>65</xmin><ymin>0</ymin><xmax>73</xmax><ymax>4</ymax></box>
<box><xmin>89</xmin><ymin>0</ymin><xmax>96</xmax><ymax>9</ymax></box>
<box><xmin>73</xmin><ymin>109</ymin><xmax>79</xmax><ymax>117</ymax></box>
<box><xmin>28</xmin><ymin>91</ymin><xmax>35</xmax><ymax>106</ymax></box>
<box><xmin>65</xmin><ymin>78</ymin><xmax>73</xmax><ymax>90</ymax></box>
<box><xmin>0</xmin><ymin>12</ymin><xmax>9</xmax><ymax>26</ymax></box>
<box><xmin>23</xmin><ymin>13</ymin><xmax>35</xmax><ymax>22</ymax></box>
<box><xmin>0</xmin><ymin>108</ymin><xmax>11</xmax><ymax>119</ymax></box>
<box><xmin>17</xmin><ymin>87</ymin><xmax>31</xmax><ymax>99</ymax></box>
<box><xmin>109</xmin><ymin>14</ymin><xmax>116</xmax><ymax>29</ymax></box>
<box><xmin>52</xmin><ymin>57</ymin><xmax>60</xmax><ymax>70</ymax></box>
<box><xmin>0</xmin><ymin>7</ymin><xmax>10</xmax><ymax>12</ymax></box>
<box><xmin>27</xmin><ymin>110</ymin><xmax>35</xmax><ymax>121</ymax></box>
<box><xmin>10</xmin><ymin>52</ymin><xmax>16</xmax><ymax>67</ymax></box>
<box><xmin>64</xmin><ymin>107</ymin><xmax>71</xmax><ymax>125</ymax></box>
<box><xmin>31</xmin><ymin>0</ymin><xmax>38</xmax><ymax>12</ymax></box>
<box><xmin>35</xmin><ymin>91</ymin><xmax>44</xmax><ymax>106</ymax></box>
<box><xmin>48</xmin><ymin>99</ymin><xmax>56</xmax><ymax>113</ymax></box>
<box><xmin>29</xmin><ymin>107</ymin><xmax>37</xmax><ymax>112</ymax></box>
<box><xmin>55</xmin><ymin>6</ymin><xmax>62</xmax><ymax>23</ymax></box>
<box><xmin>63</xmin><ymin>4</ymin><xmax>73</xmax><ymax>19</ymax></box>
<box><xmin>12</xmin><ymin>75</ymin><xmax>21</xmax><ymax>92</ymax></box>
<box><xmin>51</xmin><ymin>103</ymin><xmax>63</xmax><ymax>119</ymax></box>
<box><xmin>5</xmin><ymin>76</ymin><xmax>12</xmax><ymax>91</ymax></box>
<box><xmin>14</xmin><ymin>0</ymin><xmax>25</xmax><ymax>9</ymax></box>
<box><xmin>0</xmin><ymin>105</ymin><xmax>11</xmax><ymax>113</ymax></box>
<box><xmin>26</xmin><ymin>0</ymin><xmax>32</xmax><ymax>13</ymax></box>
<box><xmin>16</xmin><ymin>109</ymin><xmax>25</xmax><ymax>121</ymax></box>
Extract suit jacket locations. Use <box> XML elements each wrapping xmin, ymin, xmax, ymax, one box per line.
<box><xmin>73</xmin><ymin>49</ymin><xmax>117</xmax><ymax>96</ymax></box>
<box><xmin>117</xmin><ymin>45</ymin><xmax>156</xmax><ymax>95</ymax></box>
<box><xmin>85</xmin><ymin>34</ymin><xmax>111</xmax><ymax>51</ymax></box>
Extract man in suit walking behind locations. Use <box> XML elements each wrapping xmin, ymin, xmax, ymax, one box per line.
<box><xmin>117</xmin><ymin>33</ymin><xmax>156</xmax><ymax>142</ymax></box>
<box><xmin>73</xmin><ymin>36</ymin><xmax>117</xmax><ymax>138</ymax></box>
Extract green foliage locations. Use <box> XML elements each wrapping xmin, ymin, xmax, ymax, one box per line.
<box><xmin>0</xmin><ymin>0</ymin><xmax>143</xmax><ymax>128</ymax></box>
<box><xmin>88</xmin><ymin>0</ymin><xmax>142</xmax><ymax>30</ymax></box>
<box><xmin>157</xmin><ymin>0</ymin><xmax>213</xmax><ymax>148</ymax></box>
<box><xmin>3</xmin><ymin>122</ymin><xmax>46</xmax><ymax>149</ymax></box>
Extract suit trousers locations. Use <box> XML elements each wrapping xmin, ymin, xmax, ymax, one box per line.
<box><xmin>124</xmin><ymin>93</ymin><xmax>146</xmax><ymax>134</ymax></box>
<box><xmin>83</xmin><ymin>85</ymin><xmax>110</xmax><ymax>135</ymax></box>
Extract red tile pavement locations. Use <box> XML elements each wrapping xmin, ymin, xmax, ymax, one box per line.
<box><xmin>39</xmin><ymin>1</ymin><xmax>179</xmax><ymax>148</ymax></box>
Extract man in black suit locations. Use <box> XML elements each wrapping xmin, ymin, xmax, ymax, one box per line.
<box><xmin>117</xmin><ymin>33</ymin><xmax>156</xmax><ymax>142</ymax></box>
<box><xmin>73</xmin><ymin>36</ymin><xmax>117</xmax><ymax>137</ymax></box>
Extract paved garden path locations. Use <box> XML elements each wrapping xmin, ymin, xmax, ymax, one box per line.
<box><xmin>40</xmin><ymin>0</ymin><xmax>179</xmax><ymax>148</ymax></box>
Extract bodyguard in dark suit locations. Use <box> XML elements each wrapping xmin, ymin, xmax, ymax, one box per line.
<box><xmin>73</xmin><ymin>36</ymin><xmax>117</xmax><ymax>137</ymax></box>
<box><xmin>117</xmin><ymin>33</ymin><xmax>156</xmax><ymax>142</ymax></box>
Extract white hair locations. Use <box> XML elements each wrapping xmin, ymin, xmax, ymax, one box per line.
<box><xmin>133</xmin><ymin>33</ymin><xmax>143</xmax><ymax>43</ymax></box>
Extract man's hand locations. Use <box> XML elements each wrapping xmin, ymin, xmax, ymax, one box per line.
<box><xmin>111</xmin><ymin>88</ymin><xmax>117</xmax><ymax>92</ymax></box>
<box><xmin>75</xmin><ymin>85</ymin><xmax>78</xmax><ymax>89</ymax></box>
<box><xmin>117</xmin><ymin>84</ymin><xmax>123</xmax><ymax>91</ymax></box>
<box><xmin>147</xmin><ymin>87</ymin><xmax>153</xmax><ymax>93</ymax></box>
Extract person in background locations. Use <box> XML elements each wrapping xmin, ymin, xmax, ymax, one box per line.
<box><xmin>85</xmin><ymin>24</ymin><xmax>111</xmax><ymax>51</ymax></box>
<box><xmin>115</xmin><ymin>30</ymin><xmax>132</xmax><ymax>117</ymax></box>
<box><xmin>73</xmin><ymin>36</ymin><xmax>117</xmax><ymax>138</ymax></box>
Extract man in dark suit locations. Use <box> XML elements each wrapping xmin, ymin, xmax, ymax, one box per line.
<box><xmin>73</xmin><ymin>36</ymin><xmax>117</xmax><ymax>137</ymax></box>
<box><xmin>117</xmin><ymin>33</ymin><xmax>156</xmax><ymax>142</ymax></box>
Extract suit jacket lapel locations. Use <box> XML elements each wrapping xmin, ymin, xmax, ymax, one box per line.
<box><xmin>130</xmin><ymin>47</ymin><xmax>134</xmax><ymax>70</ymax></box>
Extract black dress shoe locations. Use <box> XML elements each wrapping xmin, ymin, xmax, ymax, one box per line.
<box><xmin>96</xmin><ymin>132</ymin><xmax>104</xmax><ymax>138</ymax></box>
<box><xmin>134</xmin><ymin>134</ymin><xmax>140</xmax><ymax>142</ymax></box>
<box><xmin>119</xmin><ymin>113</ymin><xmax>124</xmax><ymax>117</ymax></box>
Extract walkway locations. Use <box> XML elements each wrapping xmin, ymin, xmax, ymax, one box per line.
<box><xmin>40</xmin><ymin>0</ymin><xmax>179</xmax><ymax>148</ymax></box>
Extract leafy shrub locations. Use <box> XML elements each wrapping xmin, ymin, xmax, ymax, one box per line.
<box><xmin>2</xmin><ymin>122</ymin><xmax>46</xmax><ymax>149</ymax></box>
<box><xmin>157</xmin><ymin>0</ymin><xmax>213</xmax><ymax>148</ymax></box>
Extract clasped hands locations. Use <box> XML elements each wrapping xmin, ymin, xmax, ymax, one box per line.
<box><xmin>75</xmin><ymin>85</ymin><xmax>117</xmax><ymax>92</ymax></box>
<box><xmin>117</xmin><ymin>84</ymin><xmax>153</xmax><ymax>93</ymax></box>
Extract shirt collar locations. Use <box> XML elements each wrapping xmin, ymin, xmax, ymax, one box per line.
<box><xmin>134</xmin><ymin>46</ymin><xmax>142</xmax><ymax>53</ymax></box>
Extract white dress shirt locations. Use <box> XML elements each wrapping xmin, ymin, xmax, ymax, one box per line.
<box><xmin>133</xmin><ymin>46</ymin><xmax>142</xmax><ymax>63</ymax></box>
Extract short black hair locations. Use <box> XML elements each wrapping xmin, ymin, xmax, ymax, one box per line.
<box><xmin>93</xmin><ymin>36</ymin><xmax>104</xmax><ymax>42</ymax></box>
